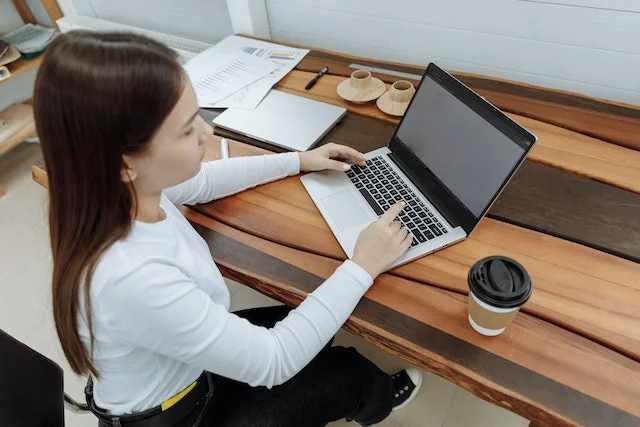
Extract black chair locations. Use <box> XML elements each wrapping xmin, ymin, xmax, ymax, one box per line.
<box><xmin>0</xmin><ymin>328</ymin><xmax>90</xmax><ymax>427</ymax></box>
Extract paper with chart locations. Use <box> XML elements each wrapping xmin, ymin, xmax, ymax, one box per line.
<box><xmin>184</xmin><ymin>49</ymin><xmax>280</xmax><ymax>107</ymax></box>
<box><xmin>211</xmin><ymin>36</ymin><xmax>310</xmax><ymax>109</ymax></box>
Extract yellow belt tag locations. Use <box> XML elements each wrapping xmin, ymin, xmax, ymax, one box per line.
<box><xmin>161</xmin><ymin>380</ymin><xmax>197</xmax><ymax>411</ymax></box>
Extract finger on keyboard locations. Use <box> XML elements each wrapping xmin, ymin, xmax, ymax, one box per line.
<box><xmin>380</xmin><ymin>201</ymin><xmax>406</xmax><ymax>224</ymax></box>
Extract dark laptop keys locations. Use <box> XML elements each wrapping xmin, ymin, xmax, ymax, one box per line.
<box><xmin>359</xmin><ymin>189</ymin><xmax>383</xmax><ymax>215</ymax></box>
<box><xmin>429</xmin><ymin>224</ymin><xmax>442</xmax><ymax>236</ymax></box>
<box><xmin>414</xmin><ymin>230</ymin><xmax>427</xmax><ymax>243</ymax></box>
<box><xmin>350</xmin><ymin>156</ymin><xmax>448</xmax><ymax>244</ymax></box>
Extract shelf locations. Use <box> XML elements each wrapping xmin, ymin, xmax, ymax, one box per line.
<box><xmin>0</xmin><ymin>114</ymin><xmax>36</xmax><ymax>197</ymax></box>
<box><xmin>0</xmin><ymin>101</ymin><xmax>36</xmax><ymax>198</ymax></box>
<box><xmin>2</xmin><ymin>56</ymin><xmax>43</xmax><ymax>84</ymax></box>
<box><xmin>0</xmin><ymin>111</ymin><xmax>36</xmax><ymax>157</ymax></box>
<box><xmin>0</xmin><ymin>0</ymin><xmax>60</xmax><ymax>196</ymax></box>
<box><xmin>2</xmin><ymin>0</ymin><xmax>63</xmax><ymax>86</ymax></box>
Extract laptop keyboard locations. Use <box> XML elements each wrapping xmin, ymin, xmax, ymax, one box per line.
<box><xmin>345</xmin><ymin>156</ymin><xmax>448</xmax><ymax>247</ymax></box>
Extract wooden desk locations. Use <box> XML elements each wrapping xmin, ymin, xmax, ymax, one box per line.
<box><xmin>32</xmin><ymin>47</ymin><xmax>640</xmax><ymax>427</ymax></box>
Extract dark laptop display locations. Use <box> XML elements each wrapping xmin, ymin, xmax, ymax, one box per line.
<box><xmin>388</xmin><ymin>64</ymin><xmax>536</xmax><ymax>233</ymax></box>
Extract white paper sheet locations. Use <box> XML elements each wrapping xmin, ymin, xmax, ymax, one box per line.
<box><xmin>210</xmin><ymin>36</ymin><xmax>310</xmax><ymax>110</ymax></box>
<box><xmin>184</xmin><ymin>50</ymin><xmax>280</xmax><ymax>107</ymax></box>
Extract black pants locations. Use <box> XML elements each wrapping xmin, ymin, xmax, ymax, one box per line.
<box><xmin>182</xmin><ymin>305</ymin><xmax>393</xmax><ymax>427</ymax></box>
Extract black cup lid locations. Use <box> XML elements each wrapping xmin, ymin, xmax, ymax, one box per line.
<box><xmin>468</xmin><ymin>256</ymin><xmax>532</xmax><ymax>309</ymax></box>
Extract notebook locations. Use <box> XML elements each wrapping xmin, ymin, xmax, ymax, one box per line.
<box><xmin>212</xmin><ymin>90</ymin><xmax>347</xmax><ymax>152</ymax></box>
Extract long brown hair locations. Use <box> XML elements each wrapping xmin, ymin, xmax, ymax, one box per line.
<box><xmin>34</xmin><ymin>31</ymin><xmax>184</xmax><ymax>376</ymax></box>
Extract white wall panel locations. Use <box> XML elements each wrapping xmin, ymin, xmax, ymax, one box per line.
<box><xmin>266</xmin><ymin>0</ymin><xmax>640</xmax><ymax>104</ymax></box>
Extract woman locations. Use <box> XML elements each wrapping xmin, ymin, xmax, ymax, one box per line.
<box><xmin>34</xmin><ymin>31</ymin><xmax>422</xmax><ymax>427</ymax></box>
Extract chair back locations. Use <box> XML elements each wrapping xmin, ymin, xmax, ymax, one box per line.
<box><xmin>0</xmin><ymin>328</ymin><xmax>65</xmax><ymax>427</ymax></box>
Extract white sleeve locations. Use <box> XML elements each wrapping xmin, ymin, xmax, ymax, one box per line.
<box><xmin>99</xmin><ymin>259</ymin><xmax>373</xmax><ymax>388</ymax></box>
<box><xmin>164</xmin><ymin>152</ymin><xmax>300</xmax><ymax>206</ymax></box>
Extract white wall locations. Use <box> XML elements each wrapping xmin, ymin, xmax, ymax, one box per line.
<box><xmin>70</xmin><ymin>0</ymin><xmax>233</xmax><ymax>43</ymax></box>
<box><xmin>266</xmin><ymin>0</ymin><xmax>640</xmax><ymax>106</ymax></box>
<box><xmin>0</xmin><ymin>1</ymin><xmax>24</xmax><ymax>38</ymax></box>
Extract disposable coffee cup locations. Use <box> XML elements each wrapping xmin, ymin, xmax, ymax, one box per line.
<box><xmin>467</xmin><ymin>256</ymin><xmax>532</xmax><ymax>336</ymax></box>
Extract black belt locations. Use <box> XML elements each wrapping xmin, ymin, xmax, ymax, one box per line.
<box><xmin>85</xmin><ymin>371</ymin><xmax>214</xmax><ymax>427</ymax></box>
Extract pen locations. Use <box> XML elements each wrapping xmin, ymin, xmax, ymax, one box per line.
<box><xmin>304</xmin><ymin>66</ymin><xmax>329</xmax><ymax>90</ymax></box>
<box><xmin>220</xmin><ymin>138</ymin><xmax>229</xmax><ymax>159</ymax></box>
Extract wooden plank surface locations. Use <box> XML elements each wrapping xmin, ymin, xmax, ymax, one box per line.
<box><xmin>33</xmin><ymin>130</ymin><xmax>640</xmax><ymax>360</ymax></box>
<box><xmin>30</xmin><ymin>149</ymin><xmax>640</xmax><ymax>427</ymax></box>
<box><xmin>275</xmin><ymin>69</ymin><xmax>640</xmax><ymax>195</ymax></box>
<box><xmin>491</xmin><ymin>161</ymin><xmax>640</xmax><ymax>262</ymax></box>
<box><xmin>190</xmin><ymin>137</ymin><xmax>640</xmax><ymax>361</ymax></box>
<box><xmin>298</xmin><ymin>51</ymin><xmax>640</xmax><ymax>151</ymax></box>
<box><xmin>191</xmin><ymin>174</ymin><xmax>640</xmax><ymax>362</ymax></box>
<box><xmin>514</xmin><ymin>114</ymin><xmax>640</xmax><ymax>195</ymax></box>
<box><xmin>186</xmin><ymin>209</ymin><xmax>640</xmax><ymax>427</ymax></box>
<box><xmin>203</xmin><ymin>112</ymin><xmax>640</xmax><ymax>264</ymax></box>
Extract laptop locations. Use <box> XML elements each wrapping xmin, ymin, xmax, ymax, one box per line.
<box><xmin>300</xmin><ymin>63</ymin><xmax>537</xmax><ymax>269</ymax></box>
<box><xmin>213</xmin><ymin>90</ymin><xmax>347</xmax><ymax>152</ymax></box>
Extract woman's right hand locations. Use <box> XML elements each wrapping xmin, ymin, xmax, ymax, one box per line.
<box><xmin>352</xmin><ymin>202</ymin><xmax>414</xmax><ymax>279</ymax></box>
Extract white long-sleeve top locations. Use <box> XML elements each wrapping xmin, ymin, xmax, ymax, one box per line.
<box><xmin>78</xmin><ymin>152</ymin><xmax>374</xmax><ymax>414</ymax></box>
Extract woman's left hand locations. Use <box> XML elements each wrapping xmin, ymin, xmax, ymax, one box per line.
<box><xmin>299</xmin><ymin>142</ymin><xmax>366</xmax><ymax>173</ymax></box>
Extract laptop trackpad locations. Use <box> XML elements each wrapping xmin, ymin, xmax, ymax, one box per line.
<box><xmin>321</xmin><ymin>190</ymin><xmax>372</xmax><ymax>232</ymax></box>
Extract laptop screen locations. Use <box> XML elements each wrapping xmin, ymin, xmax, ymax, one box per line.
<box><xmin>390</xmin><ymin>65</ymin><xmax>534</xmax><ymax>220</ymax></box>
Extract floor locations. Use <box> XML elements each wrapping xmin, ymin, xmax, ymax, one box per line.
<box><xmin>0</xmin><ymin>143</ymin><xmax>530</xmax><ymax>427</ymax></box>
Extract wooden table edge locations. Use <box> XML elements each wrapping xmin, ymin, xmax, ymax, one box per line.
<box><xmin>187</xmin><ymin>210</ymin><xmax>640</xmax><ymax>427</ymax></box>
